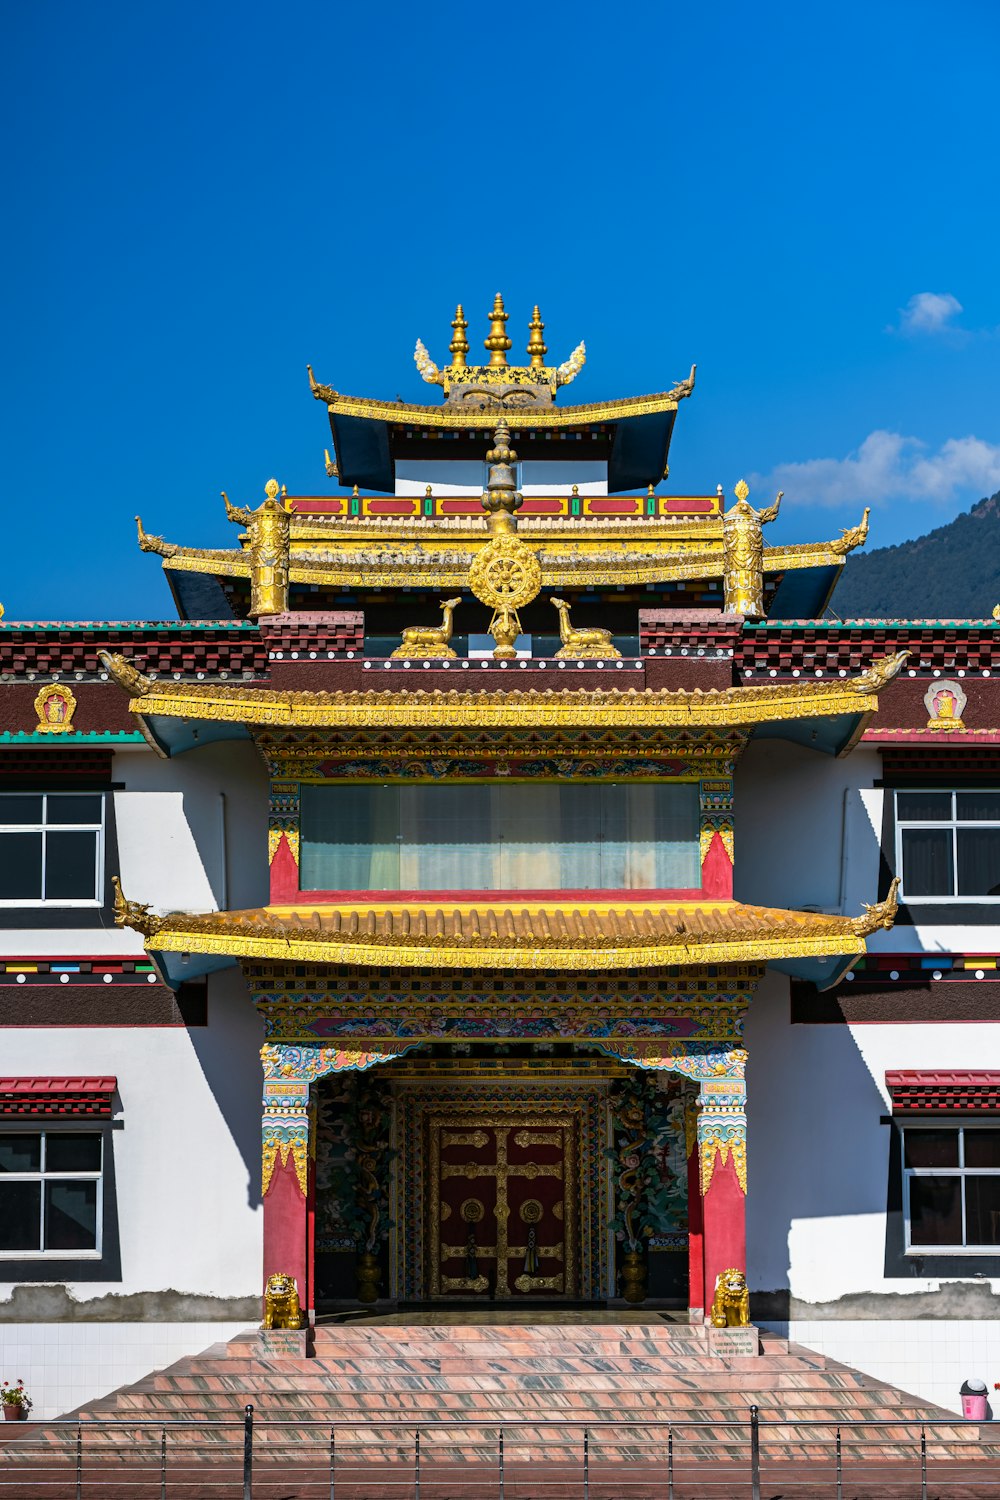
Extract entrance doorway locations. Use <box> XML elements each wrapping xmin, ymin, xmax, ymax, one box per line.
<box><xmin>429</xmin><ymin>1112</ymin><xmax>577</xmax><ymax>1298</ymax></box>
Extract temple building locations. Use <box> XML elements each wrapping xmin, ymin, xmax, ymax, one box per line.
<box><xmin>1</xmin><ymin>296</ymin><xmax>998</xmax><ymax>1420</ymax></box>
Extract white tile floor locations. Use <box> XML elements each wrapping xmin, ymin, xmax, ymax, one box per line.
<box><xmin>0</xmin><ymin>1322</ymin><xmax>251</xmax><ymax>1420</ymax></box>
<box><xmin>760</xmin><ymin>1319</ymin><xmax>1000</xmax><ymax>1416</ymax></box>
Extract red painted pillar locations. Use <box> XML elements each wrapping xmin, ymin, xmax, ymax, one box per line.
<box><xmin>686</xmin><ymin>1125</ymin><xmax>705</xmax><ymax>1323</ymax></box>
<box><xmin>263</xmin><ymin>1156</ymin><xmax>310</xmax><ymax>1310</ymax></box>
<box><xmin>697</xmin><ymin>1072</ymin><xmax>747</xmax><ymax>1320</ymax></box>
<box><xmin>701</xmin><ymin>1153</ymin><xmax>746</xmax><ymax>1309</ymax></box>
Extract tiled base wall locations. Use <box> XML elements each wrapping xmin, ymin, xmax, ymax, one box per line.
<box><xmin>760</xmin><ymin>1319</ymin><xmax>1000</xmax><ymax>1418</ymax></box>
<box><xmin>0</xmin><ymin>1321</ymin><xmax>252</xmax><ymax>1420</ymax></box>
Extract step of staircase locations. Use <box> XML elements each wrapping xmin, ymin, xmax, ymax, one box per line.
<box><xmin>4</xmin><ymin>1316</ymin><xmax>994</xmax><ymax>1497</ymax></box>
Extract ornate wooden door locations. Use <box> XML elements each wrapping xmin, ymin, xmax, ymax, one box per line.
<box><xmin>428</xmin><ymin>1112</ymin><xmax>576</xmax><ymax>1298</ymax></box>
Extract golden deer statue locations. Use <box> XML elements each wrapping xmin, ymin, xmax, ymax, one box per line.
<box><xmin>550</xmin><ymin>597</ymin><xmax>621</xmax><ymax>660</ymax></box>
<box><xmin>392</xmin><ymin>597</ymin><xmax>462</xmax><ymax>659</ymax></box>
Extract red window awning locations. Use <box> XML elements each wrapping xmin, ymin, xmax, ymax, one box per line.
<box><xmin>0</xmin><ymin>1077</ymin><xmax>117</xmax><ymax>1117</ymax></box>
<box><xmin>886</xmin><ymin>1070</ymin><xmax>1000</xmax><ymax>1111</ymax></box>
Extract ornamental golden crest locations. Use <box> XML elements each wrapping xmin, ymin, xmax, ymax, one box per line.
<box><xmin>34</xmin><ymin>683</ymin><xmax>77</xmax><ymax>733</ymax></box>
<box><xmin>468</xmin><ymin>532</ymin><xmax>541</xmax><ymax>612</ymax></box>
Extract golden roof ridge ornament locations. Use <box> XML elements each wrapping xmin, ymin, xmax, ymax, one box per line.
<box><xmin>112</xmin><ymin>876</ymin><xmax>164</xmax><ymax>939</ymax></box>
<box><xmin>135</xmin><ymin>516</ymin><xmax>176</xmax><ymax>558</ymax></box>
<box><xmin>469</xmin><ymin>422</ymin><xmax>542</xmax><ymax>658</ymax></box>
<box><xmin>829</xmin><ymin>507</ymin><xmax>870</xmax><ymax>557</ymax></box>
<box><xmin>99</xmin><ymin>650</ymin><xmax>152</xmax><ymax>697</ymax></box>
<box><xmin>307</xmin><ymin>365</ymin><xmax>337</xmax><ymax>404</ymax></box>
<box><xmin>484</xmin><ymin>291</ymin><xmax>512</xmax><ymax>366</ymax></box>
<box><xmin>222</xmin><ymin>491</ymin><xmax>252</xmax><ymax>526</ymax></box>
<box><xmin>411</xmin><ymin>297</ymin><xmax>586</xmax><ymax>403</ymax></box>
<box><xmin>851</xmin><ymin>876</ymin><xmax>900</xmax><ymax>937</ymax></box>
<box><xmin>852</xmin><ymin>649</ymin><xmax>909</xmax><ymax>692</ymax></box>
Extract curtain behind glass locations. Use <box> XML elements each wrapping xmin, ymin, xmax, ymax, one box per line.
<box><xmin>300</xmin><ymin>781</ymin><xmax>702</xmax><ymax>892</ymax></box>
<box><xmin>300</xmin><ymin>785</ymin><xmax>399</xmax><ymax>890</ymax></box>
<box><xmin>399</xmin><ymin>783</ymin><xmax>494</xmax><ymax>889</ymax></box>
<box><xmin>901</xmin><ymin>827</ymin><xmax>954</xmax><ymax>896</ymax></box>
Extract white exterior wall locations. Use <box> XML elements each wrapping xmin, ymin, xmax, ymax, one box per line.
<box><xmin>0</xmin><ymin>739</ymin><xmax>268</xmax><ymax>1414</ymax></box>
<box><xmin>394</xmin><ymin>459</ymin><xmax>608</xmax><ymax>495</ymax></box>
<box><xmin>741</xmin><ymin>738</ymin><xmax>1000</xmax><ymax>1412</ymax></box>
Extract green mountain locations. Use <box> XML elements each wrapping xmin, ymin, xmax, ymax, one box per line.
<box><xmin>831</xmin><ymin>490</ymin><xmax>1000</xmax><ymax>620</ymax></box>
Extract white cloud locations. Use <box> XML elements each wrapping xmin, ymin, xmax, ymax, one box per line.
<box><xmin>894</xmin><ymin>291</ymin><xmax>963</xmax><ymax>335</ymax></box>
<box><xmin>749</xmin><ymin>430</ymin><xmax>1000</xmax><ymax>509</ymax></box>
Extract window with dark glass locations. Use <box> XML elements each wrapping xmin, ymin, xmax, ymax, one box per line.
<box><xmin>0</xmin><ymin>1131</ymin><xmax>103</xmax><ymax>1255</ymax></box>
<box><xmin>895</xmin><ymin>790</ymin><xmax>1000</xmax><ymax>900</ymax></box>
<box><xmin>299</xmin><ymin>782</ymin><xmax>702</xmax><ymax>892</ymax></box>
<box><xmin>0</xmin><ymin>794</ymin><xmax>105</xmax><ymax>905</ymax></box>
<box><xmin>903</xmin><ymin>1125</ymin><xmax>1000</xmax><ymax>1250</ymax></box>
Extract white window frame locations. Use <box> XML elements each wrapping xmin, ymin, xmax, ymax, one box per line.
<box><xmin>0</xmin><ymin>792</ymin><xmax>105</xmax><ymax>907</ymax></box>
<box><xmin>894</xmin><ymin>788</ymin><xmax>1000</xmax><ymax>904</ymax></box>
<box><xmin>0</xmin><ymin>1127</ymin><xmax>104</xmax><ymax>1259</ymax></box>
<box><xmin>902</xmin><ymin>1122</ymin><xmax>1000</xmax><ymax>1255</ymax></box>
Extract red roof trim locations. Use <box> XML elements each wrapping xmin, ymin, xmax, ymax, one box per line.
<box><xmin>886</xmin><ymin>1070</ymin><xmax>1000</xmax><ymax>1111</ymax></box>
<box><xmin>0</xmin><ymin>1077</ymin><xmax>117</xmax><ymax>1118</ymax></box>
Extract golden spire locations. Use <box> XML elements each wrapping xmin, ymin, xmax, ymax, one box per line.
<box><xmin>527</xmin><ymin>305</ymin><xmax>547</xmax><ymax>369</ymax></box>
<box><xmin>483</xmin><ymin>292</ymin><xmax>511</xmax><ymax>367</ymax></box>
<box><xmin>449</xmin><ymin>304</ymin><xmax>469</xmax><ymax>369</ymax></box>
<box><xmin>481</xmin><ymin>422</ymin><xmax>522</xmax><ymax>532</ymax></box>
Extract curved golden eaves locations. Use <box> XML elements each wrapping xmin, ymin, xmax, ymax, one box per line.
<box><xmin>97</xmin><ymin>650</ymin><xmax>907</xmax><ymax>730</ymax></box>
<box><xmin>111</xmin><ymin>884</ymin><xmax>898</xmax><ymax>972</ymax></box>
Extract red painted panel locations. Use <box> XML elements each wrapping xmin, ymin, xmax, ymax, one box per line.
<box><xmin>665</xmin><ymin>498</ymin><xmax>716</xmax><ymax>513</ymax></box>
<box><xmin>701</xmin><ymin>833</ymin><xmax>733</xmax><ymax>900</ymax></box>
<box><xmin>588</xmin><ymin>499</ymin><xmax>640</xmax><ymax>515</ymax></box>
<box><xmin>270</xmin><ymin>835</ymin><xmax>301</xmax><ymax>904</ymax></box>
<box><xmin>519</xmin><ymin>499</ymin><xmax>564</xmax><ymax>514</ymax></box>
<box><xmin>263</xmin><ymin>1155</ymin><xmax>309</xmax><ymax>1310</ymax></box>
<box><xmin>367</xmin><ymin>500</ymin><xmax>416</xmax><ymax>515</ymax></box>
<box><xmin>289</xmin><ymin>499</ymin><xmax>344</xmax><ymax>514</ymax></box>
<box><xmin>439</xmin><ymin>500</ymin><xmax>484</xmax><ymax>515</ymax></box>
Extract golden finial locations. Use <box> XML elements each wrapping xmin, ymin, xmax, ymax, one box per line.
<box><xmin>264</xmin><ymin>478</ymin><xmax>280</xmax><ymax>501</ymax></box>
<box><xmin>484</xmin><ymin>292</ymin><xmax>511</xmax><ymax>367</ymax></box>
<box><xmin>734</xmin><ymin>479</ymin><xmax>750</xmax><ymax>503</ymax></box>
<box><xmin>352</xmin><ymin>485</ymin><xmax>360</xmax><ymax>498</ymax></box>
<box><xmin>449</xmin><ymin>304</ymin><xmax>469</xmax><ymax>369</ymax></box>
<box><xmin>425</xmin><ymin>484</ymin><xmax>433</xmax><ymax>498</ymax></box>
<box><xmin>572</xmin><ymin>484</ymin><xmax>579</xmax><ymax>496</ymax></box>
<box><xmin>324</xmin><ymin>449</ymin><xmax>338</xmax><ymax>478</ymax></box>
<box><xmin>648</xmin><ymin>484</ymin><xmax>656</xmax><ymax>498</ymax></box>
<box><xmin>527</xmin><ymin>305</ymin><xmax>547</xmax><ymax>369</ymax></box>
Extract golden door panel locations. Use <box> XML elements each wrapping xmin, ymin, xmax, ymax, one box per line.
<box><xmin>429</xmin><ymin>1113</ymin><xmax>577</xmax><ymax>1299</ymax></box>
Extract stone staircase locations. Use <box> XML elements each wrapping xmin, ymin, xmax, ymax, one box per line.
<box><xmin>3</xmin><ymin>1317</ymin><xmax>998</xmax><ymax>1497</ymax></box>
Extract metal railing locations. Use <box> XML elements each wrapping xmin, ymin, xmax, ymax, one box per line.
<box><xmin>0</xmin><ymin>1406</ymin><xmax>998</xmax><ymax>1497</ymax></box>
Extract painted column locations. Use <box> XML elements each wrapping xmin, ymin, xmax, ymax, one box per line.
<box><xmin>685</xmin><ymin>1100</ymin><xmax>705</xmax><ymax>1323</ymax></box>
<box><xmin>260</xmin><ymin>1042</ymin><xmax>413</xmax><ymax>1320</ymax></box>
<box><xmin>697</xmin><ymin>1062</ymin><xmax>747</xmax><ymax>1316</ymax></box>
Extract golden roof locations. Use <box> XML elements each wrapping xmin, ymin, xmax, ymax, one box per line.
<box><xmin>113</xmin><ymin>885</ymin><xmax>899</xmax><ymax>972</ymax></box>
<box><xmin>98</xmin><ymin>650</ymin><xmax>907</xmax><ymax>731</ymax></box>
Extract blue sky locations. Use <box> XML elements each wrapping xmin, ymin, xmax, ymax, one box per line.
<box><xmin>4</xmin><ymin>0</ymin><xmax>1000</xmax><ymax>619</ymax></box>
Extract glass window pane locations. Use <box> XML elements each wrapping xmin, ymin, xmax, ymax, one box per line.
<box><xmin>45</xmin><ymin>831</ymin><xmax>99</xmax><ymax>900</ymax></box>
<box><xmin>957</xmin><ymin>828</ymin><xmax>1000</xmax><ymax>897</ymax></box>
<box><xmin>0</xmin><ymin>795</ymin><xmax>43</xmax><ymax>825</ymax></box>
<box><xmin>956</xmin><ymin>792</ymin><xmax>1000</xmax><ymax>822</ymax></box>
<box><xmin>909</xmin><ymin>1175</ymin><xmax>962</xmax><ymax>1245</ymax></box>
<box><xmin>0</xmin><ymin>1135</ymin><xmax>41</xmax><ymax>1173</ymax></box>
<box><xmin>650</xmin><ymin>783</ymin><xmax>700</xmax><ymax>888</ymax></box>
<box><xmin>0</xmin><ymin>1182</ymin><xmax>41</xmax><ymax>1250</ymax></box>
<box><xmin>964</xmin><ymin>1177</ymin><xmax>1000</xmax><ymax>1246</ymax></box>
<box><xmin>44</xmin><ymin>1181</ymin><xmax>97</xmax><ymax>1251</ymax></box>
<box><xmin>400</xmin><ymin>784</ymin><xmax>494</xmax><ymax>889</ymax></box>
<box><xmin>300</xmin><ymin>785</ymin><xmax>399</xmax><ymax>891</ymax></box>
<box><xmin>904</xmin><ymin>1130</ymin><xmax>959</xmax><ymax>1168</ymax></box>
<box><xmin>896</xmin><ymin>791</ymin><xmax>953</xmax><ymax>821</ymax></box>
<box><xmin>48</xmin><ymin>795</ymin><xmax>103</xmax><ymax>826</ymax></box>
<box><xmin>0</xmin><ymin>832</ymin><xmax>43</xmax><ymax>900</ymax></box>
<box><xmin>499</xmin><ymin>785</ymin><xmax>594</xmax><ymax>888</ymax></box>
<box><xmin>901</xmin><ymin>827</ymin><xmax>954</xmax><ymax>896</ymax></box>
<box><xmin>963</xmin><ymin>1130</ymin><xmax>1000</xmax><ymax>1169</ymax></box>
<box><xmin>45</xmin><ymin>1134</ymin><xmax>102</xmax><ymax>1173</ymax></box>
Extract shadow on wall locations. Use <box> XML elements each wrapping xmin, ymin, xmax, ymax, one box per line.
<box><xmin>745</xmin><ymin>979</ymin><xmax>892</xmax><ymax>1322</ymax></box>
<box><xmin>185</xmin><ymin>963</ymin><xmax>266</xmax><ymax>1211</ymax></box>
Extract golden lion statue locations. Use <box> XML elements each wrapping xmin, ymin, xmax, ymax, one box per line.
<box><xmin>262</xmin><ymin>1272</ymin><xmax>306</xmax><ymax>1330</ymax></box>
<box><xmin>710</xmin><ymin>1267</ymin><xmax>750</xmax><ymax>1328</ymax></box>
